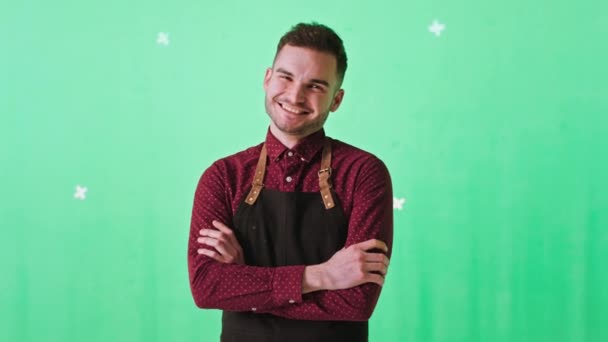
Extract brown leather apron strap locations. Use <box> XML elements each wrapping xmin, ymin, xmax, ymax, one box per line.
<box><xmin>245</xmin><ymin>144</ymin><xmax>267</xmax><ymax>205</ymax></box>
<box><xmin>246</xmin><ymin>139</ymin><xmax>335</xmax><ymax>209</ymax></box>
<box><xmin>318</xmin><ymin>139</ymin><xmax>335</xmax><ymax>209</ymax></box>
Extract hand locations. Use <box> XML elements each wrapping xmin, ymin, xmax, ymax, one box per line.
<box><xmin>303</xmin><ymin>239</ymin><xmax>389</xmax><ymax>293</ymax></box>
<box><xmin>197</xmin><ymin>220</ymin><xmax>244</xmax><ymax>264</ymax></box>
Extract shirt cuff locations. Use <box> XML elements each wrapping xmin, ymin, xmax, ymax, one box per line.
<box><xmin>270</xmin><ymin>265</ymin><xmax>305</xmax><ymax>307</ymax></box>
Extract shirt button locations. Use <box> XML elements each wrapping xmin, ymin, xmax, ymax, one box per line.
<box><xmin>287</xmin><ymin>151</ymin><xmax>294</xmax><ymax>157</ymax></box>
<box><xmin>251</xmin><ymin>308</ymin><xmax>257</xmax><ymax>312</ymax></box>
<box><xmin>289</xmin><ymin>299</ymin><xmax>295</xmax><ymax>304</ymax></box>
<box><xmin>286</xmin><ymin>176</ymin><xmax>292</xmax><ymax>183</ymax></box>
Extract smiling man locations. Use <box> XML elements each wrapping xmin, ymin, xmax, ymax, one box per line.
<box><xmin>188</xmin><ymin>23</ymin><xmax>393</xmax><ymax>342</ymax></box>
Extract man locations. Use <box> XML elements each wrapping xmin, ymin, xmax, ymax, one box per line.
<box><xmin>188</xmin><ymin>22</ymin><xmax>393</xmax><ymax>342</ymax></box>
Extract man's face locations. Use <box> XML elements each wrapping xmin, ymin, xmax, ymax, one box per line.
<box><xmin>263</xmin><ymin>44</ymin><xmax>344</xmax><ymax>140</ymax></box>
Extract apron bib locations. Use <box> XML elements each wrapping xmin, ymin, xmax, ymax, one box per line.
<box><xmin>220</xmin><ymin>139</ymin><xmax>368</xmax><ymax>342</ymax></box>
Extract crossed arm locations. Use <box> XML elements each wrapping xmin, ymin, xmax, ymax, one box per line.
<box><xmin>188</xmin><ymin>157</ymin><xmax>393</xmax><ymax>321</ymax></box>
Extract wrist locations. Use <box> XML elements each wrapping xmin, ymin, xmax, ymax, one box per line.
<box><xmin>302</xmin><ymin>264</ymin><xmax>326</xmax><ymax>294</ymax></box>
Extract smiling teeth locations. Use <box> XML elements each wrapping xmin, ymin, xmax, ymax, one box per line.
<box><xmin>282</xmin><ymin>103</ymin><xmax>305</xmax><ymax>114</ymax></box>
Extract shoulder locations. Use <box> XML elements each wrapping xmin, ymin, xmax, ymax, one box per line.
<box><xmin>198</xmin><ymin>142</ymin><xmax>263</xmax><ymax>185</ymax></box>
<box><xmin>329</xmin><ymin>137</ymin><xmax>389</xmax><ymax>172</ymax></box>
<box><xmin>328</xmin><ymin>137</ymin><xmax>391</xmax><ymax>195</ymax></box>
<box><xmin>214</xmin><ymin>143</ymin><xmax>263</xmax><ymax>170</ymax></box>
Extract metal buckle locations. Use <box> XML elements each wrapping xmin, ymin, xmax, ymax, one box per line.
<box><xmin>318</xmin><ymin>168</ymin><xmax>332</xmax><ymax>176</ymax></box>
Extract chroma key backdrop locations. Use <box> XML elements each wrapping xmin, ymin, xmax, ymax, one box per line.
<box><xmin>1</xmin><ymin>0</ymin><xmax>607</xmax><ymax>341</ymax></box>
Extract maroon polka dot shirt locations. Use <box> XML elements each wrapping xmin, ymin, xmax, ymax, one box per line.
<box><xmin>188</xmin><ymin>128</ymin><xmax>393</xmax><ymax>321</ymax></box>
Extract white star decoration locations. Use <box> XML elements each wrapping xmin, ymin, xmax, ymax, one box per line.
<box><xmin>429</xmin><ymin>20</ymin><xmax>446</xmax><ymax>37</ymax></box>
<box><xmin>157</xmin><ymin>32</ymin><xmax>170</xmax><ymax>46</ymax></box>
<box><xmin>393</xmin><ymin>197</ymin><xmax>406</xmax><ymax>210</ymax></box>
<box><xmin>74</xmin><ymin>185</ymin><xmax>88</xmax><ymax>200</ymax></box>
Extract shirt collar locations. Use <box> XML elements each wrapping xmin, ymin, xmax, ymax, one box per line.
<box><xmin>265</xmin><ymin>128</ymin><xmax>326</xmax><ymax>163</ymax></box>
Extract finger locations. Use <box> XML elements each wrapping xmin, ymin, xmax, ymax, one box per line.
<box><xmin>198</xmin><ymin>237</ymin><xmax>238</xmax><ymax>259</ymax></box>
<box><xmin>354</xmin><ymin>239</ymin><xmax>388</xmax><ymax>253</ymax></box>
<box><xmin>197</xmin><ymin>236</ymin><xmax>219</xmax><ymax>246</ymax></box>
<box><xmin>198</xmin><ymin>247</ymin><xmax>237</xmax><ymax>264</ymax></box>
<box><xmin>200</xmin><ymin>228</ymin><xmax>238</xmax><ymax>255</ymax></box>
<box><xmin>363</xmin><ymin>262</ymin><xmax>389</xmax><ymax>276</ymax></box>
<box><xmin>364</xmin><ymin>273</ymin><xmax>385</xmax><ymax>287</ymax></box>
<box><xmin>212</xmin><ymin>241</ymin><xmax>238</xmax><ymax>261</ymax></box>
<box><xmin>212</xmin><ymin>220</ymin><xmax>240</xmax><ymax>247</ymax></box>
<box><xmin>363</xmin><ymin>252</ymin><xmax>390</xmax><ymax>267</ymax></box>
<box><xmin>210</xmin><ymin>221</ymin><xmax>232</xmax><ymax>240</ymax></box>
<box><xmin>197</xmin><ymin>248</ymin><xmax>225</xmax><ymax>262</ymax></box>
<box><xmin>212</xmin><ymin>220</ymin><xmax>233</xmax><ymax>234</ymax></box>
<box><xmin>199</xmin><ymin>228</ymin><xmax>222</xmax><ymax>239</ymax></box>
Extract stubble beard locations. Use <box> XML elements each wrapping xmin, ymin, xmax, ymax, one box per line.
<box><xmin>265</xmin><ymin>97</ymin><xmax>330</xmax><ymax>137</ymax></box>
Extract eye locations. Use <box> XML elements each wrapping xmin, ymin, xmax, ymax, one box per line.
<box><xmin>309</xmin><ymin>84</ymin><xmax>324</xmax><ymax>91</ymax></box>
<box><xmin>279</xmin><ymin>75</ymin><xmax>292</xmax><ymax>81</ymax></box>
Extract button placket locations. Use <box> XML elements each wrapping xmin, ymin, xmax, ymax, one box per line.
<box><xmin>283</xmin><ymin>153</ymin><xmax>296</xmax><ymax>189</ymax></box>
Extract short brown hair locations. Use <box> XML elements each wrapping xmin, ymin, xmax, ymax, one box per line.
<box><xmin>275</xmin><ymin>22</ymin><xmax>348</xmax><ymax>86</ymax></box>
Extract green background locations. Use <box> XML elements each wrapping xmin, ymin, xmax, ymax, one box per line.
<box><xmin>2</xmin><ymin>0</ymin><xmax>607</xmax><ymax>341</ymax></box>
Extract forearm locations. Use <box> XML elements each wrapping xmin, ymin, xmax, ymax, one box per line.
<box><xmin>257</xmin><ymin>280</ymin><xmax>382</xmax><ymax>321</ymax></box>
<box><xmin>302</xmin><ymin>264</ymin><xmax>324</xmax><ymax>294</ymax></box>
<box><xmin>188</xmin><ymin>251</ymin><xmax>306</xmax><ymax>311</ymax></box>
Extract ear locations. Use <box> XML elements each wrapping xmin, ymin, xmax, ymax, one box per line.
<box><xmin>263</xmin><ymin>68</ymin><xmax>272</xmax><ymax>91</ymax></box>
<box><xmin>329</xmin><ymin>89</ymin><xmax>345</xmax><ymax>112</ymax></box>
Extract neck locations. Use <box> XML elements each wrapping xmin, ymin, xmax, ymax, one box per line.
<box><xmin>269</xmin><ymin>125</ymin><xmax>309</xmax><ymax>149</ymax></box>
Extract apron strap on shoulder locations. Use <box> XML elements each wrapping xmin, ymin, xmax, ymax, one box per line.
<box><xmin>245</xmin><ymin>144</ymin><xmax>267</xmax><ymax>205</ymax></box>
<box><xmin>319</xmin><ymin>139</ymin><xmax>335</xmax><ymax>209</ymax></box>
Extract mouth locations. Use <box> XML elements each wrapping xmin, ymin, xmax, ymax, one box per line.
<box><xmin>278</xmin><ymin>102</ymin><xmax>310</xmax><ymax>115</ymax></box>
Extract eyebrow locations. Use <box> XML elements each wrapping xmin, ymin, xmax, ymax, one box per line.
<box><xmin>276</xmin><ymin>68</ymin><xmax>330</xmax><ymax>88</ymax></box>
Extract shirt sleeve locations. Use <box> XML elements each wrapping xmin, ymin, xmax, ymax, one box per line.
<box><xmin>188</xmin><ymin>161</ymin><xmax>307</xmax><ymax>312</ymax></box>
<box><xmin>256</xmin><ymin>156</ymin><xmax>394</xmax><ymax>321</ymax></box>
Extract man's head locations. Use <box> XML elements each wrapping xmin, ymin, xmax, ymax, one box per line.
<box><xmin>263</xmin><ymin>23</ymin><xmax>348</xmax><ymax>143</ymax></box>
<box><xmin>275</xmin><ymin>23</ymin><xmax>348</xmax><ymax>87</ymax></box>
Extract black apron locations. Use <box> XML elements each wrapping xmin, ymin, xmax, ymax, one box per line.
<box><xmin>220</xmin><ymin>139</ymin><xmax>368</xmax><ymax>342</ymax></box>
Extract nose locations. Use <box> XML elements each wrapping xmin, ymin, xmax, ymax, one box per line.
<box><xmin>285</xmin><ymin>82</ymin><xmax>306</xmax><ymax>104</ymax></box>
